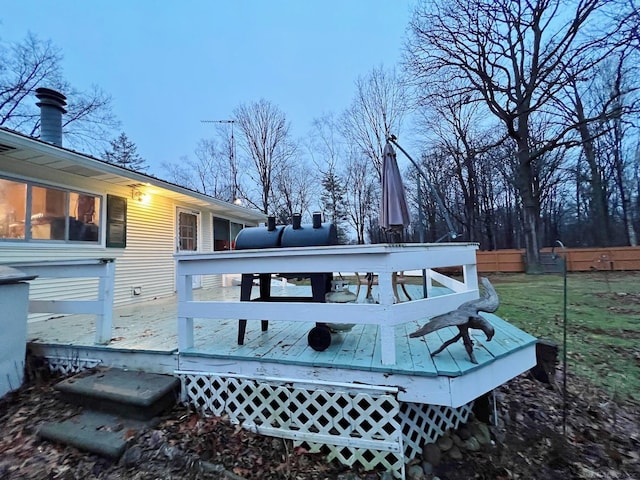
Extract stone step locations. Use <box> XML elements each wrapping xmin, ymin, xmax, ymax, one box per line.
<box><xmin>54</xmin><ymin>367</ymin><xmax>180</xmax><ymax>420</ymax></box>
<box><xmin>38</xmin><ymin>411</ymin><xmax>155</xmax><ymax>459</ymax></box>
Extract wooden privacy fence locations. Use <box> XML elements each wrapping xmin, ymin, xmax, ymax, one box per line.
<box><xmin>476</xmin><ymin>246</ymin><xmax>640</xmax><ymax>273</ymax></box>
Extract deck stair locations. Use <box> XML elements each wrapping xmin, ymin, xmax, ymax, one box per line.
<box><xmin>38</xmin><ymin>367</ymin><xmax>180</xmax><ymax>459</ymax></box>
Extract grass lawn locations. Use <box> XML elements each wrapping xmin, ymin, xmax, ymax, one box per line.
<box><xmin>486</xmin><ymin>271</ymin><xmax>640</xmax><ymax>401</ymax></box>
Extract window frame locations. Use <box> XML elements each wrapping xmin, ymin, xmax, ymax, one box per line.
<box><xmin>176</xmin><ymin>207</ymin><xmax>201</xmax><ymax>253</ymax></box>
<box><xmin>0</xmin><ymin>174</ymin><xmax>105</xmax><ymax>245</ymax></box>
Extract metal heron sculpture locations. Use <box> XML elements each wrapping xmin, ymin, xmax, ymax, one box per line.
<box><xmin>409</xmin><ymin>277</ymin><xmax>499</xmax><ymax>364</ymax></box>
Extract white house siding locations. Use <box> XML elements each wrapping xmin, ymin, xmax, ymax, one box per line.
<box><xmin>119</xmin><ymin>197</ymin><xmax>226</xmax><ymax>301</ymax></box>
<box><xmin>117</xmin><ymin>193</ymin><xmax>177</xmax><ymax>305</ymax></box>
<box><xmin>0</xmin><ymin>158</ymin><xmax>255</xmax><ymax>321</ymax></box>
<box><xmin>201</xmin><ymin>213</ymin><xmax>213</xmax><ymax>252</ymax></box>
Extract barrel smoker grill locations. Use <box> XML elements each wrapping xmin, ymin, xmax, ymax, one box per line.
<box><xmin>234</xmin><ymin>213</ymin><xmax>339</xmax><ymax>351</ymax></box>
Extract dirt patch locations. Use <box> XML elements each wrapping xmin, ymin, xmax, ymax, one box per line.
<box><xmin>594</xmin><ymin>291</ymin><xmax>640</xmax><ymax>306</ymax></box>
<box><xmin>1</xmin><ymin>367</ymin><xmax>639</xmax><ymax>479</ymax></box>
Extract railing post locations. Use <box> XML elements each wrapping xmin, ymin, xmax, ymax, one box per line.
<box><xmin>95</xmin><ymin>259</ymin><xmax>115</xmax><ymax>345</ymax></box>
<box><xmin>378</xmin><ymin>271</ymin><xmax>396</xmax><ymax>365</ymax></box>
<box><xmin>463</xmin><ymin>263</ymin><xmax>479</xmax><ymax>295</ymax></box>
<box><xmin>177</xmin><ymin>259</ymin><xmax>194</xmax><ymax>351</ymax></box>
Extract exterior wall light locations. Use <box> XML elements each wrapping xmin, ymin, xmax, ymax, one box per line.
<box><xmin>131</xmin><ymin>186</ymin><xmax>149</xmax><ymax>203</ymax></box>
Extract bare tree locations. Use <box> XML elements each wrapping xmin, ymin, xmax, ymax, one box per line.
<box><xmin>405</xmin><ymin>0</ymin><xmax>630</xmax><ymax>271</ymax></box>
<box><xmin>308</xmin><ymin>113</ymin><xmax>343</xmax><ymax>171</ymax></box>
<box><xmin>160</xmin><ymin>157</ymin><xmax>199</xmax><ymax>191</ymax></box>
<box><xmin>559</xmin><ymin>49</ymin><xmax>640</xmax><ymax>246</ymax></box>
<box><xmin>416</xmin><ymin>93</ymin><xmax>497</xmax><ymax>242</ymax></box>
<box><xmin>234</xmin><ymin>99</ymin><xmax>296</xmax><ymax>214</ymax></box>
<box><xmin>308</xmin><ymin>113</ymin><xmax>350</xmax><ymax>241</ymax></box>
<box><xmin>160</xmin><ymin>139</ymin><xmax>231</xmax><ymax>198</ymax></box>
<box><xmin>206</xmin><ymin>121</ymin><xmax>241</xmax><ymax>203</ymax></box>
<box><xmin>272</xmin><ymin>159</ymin><xmax>316</xmax><ymax>224</ymax></box>
<box><xmin>344</xmin><ymin>149</ymin><xmax>377</xmax><ymax>244</ymax></box>
<box><xmin>341</xmin><ymin>65</ymin><xmax>409</xmax><ymax>182</ymax></box>
<box><xmin>0</xmin><ymin>32</ymin><xmax>118</xmax><ymax>154</ymax></box>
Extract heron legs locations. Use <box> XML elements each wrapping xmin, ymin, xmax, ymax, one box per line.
<box><xmin>430</xmin><ymin>325</ymin><xmax>478</xmax><ymax>364</ymax></box>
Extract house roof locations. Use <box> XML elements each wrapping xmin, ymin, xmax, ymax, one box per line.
<box><xmin>0</xmin><ymin>127</ymin><xmax>266</xmax><ymax>224</ymax></box>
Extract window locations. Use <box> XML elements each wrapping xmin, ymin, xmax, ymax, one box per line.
<box><xmin>213</xmin><ymin>216</ymin><xmax>244</xmax><ymax>251</ymax></box>
<box><xmin>0</xmin><ymin>177</ymin><xmax>101</xmax><ymax>243</ymax></box>
<box><xmin>178</xmin><ymin>210</ymin><xmax>199</xmax><ymax>251</ymax></box>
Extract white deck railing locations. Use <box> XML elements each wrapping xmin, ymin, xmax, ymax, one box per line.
<box><xmin>8</xmin><ymin>258</ymin><xmax>116</xmax><ymax>345</ymax></box>
<box><xmin>175</xmin><ymin>243</ymin><xmax>479</xmax><ymax>365</ymax></box>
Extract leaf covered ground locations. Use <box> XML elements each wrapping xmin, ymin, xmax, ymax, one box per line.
<box><xmin>0</xmin><ymin>364</ymin><xmax>638</xmax><ymax>480</ymax></box>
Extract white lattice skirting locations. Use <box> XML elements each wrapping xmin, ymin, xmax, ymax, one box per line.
<box><xmin>44</xmin><ymin>355</ymin><xmax>102</xmax><ymax>375</ymax></box>
<box><xmin>177</xmin><ymin>371</ymin><xmax>473</xmax><ymax>479</ymax></box>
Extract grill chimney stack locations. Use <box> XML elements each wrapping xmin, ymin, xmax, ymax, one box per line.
<box><xmin>292</xmin><ymin>213</ymin><xmax>302</xmax><ymax>230</ymax></box>
<box><xmin>312</xmin><ymin>212</ymin><xmax>322</xmax><ymax>229</ymax></box>
<box><xmin>35</xmin><ymin>87</ymin><xmax>67</xmax><ymax>147</ymax></box>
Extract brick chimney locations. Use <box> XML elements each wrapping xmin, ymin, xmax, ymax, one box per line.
<box><xmin>35</xmin><ymin>87</ymin><xmax>67</xmax><ymax>147</ymax></box>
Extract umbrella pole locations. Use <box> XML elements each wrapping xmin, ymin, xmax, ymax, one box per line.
<box><xmin>387</xmin><ymin>136</ymin><xmax>457</xmax><ymax>242</ymax></box>
<box><xmin>417</xmin><ymin>175</ymin><xmax>428</xmax><ymax>298</ymax></box>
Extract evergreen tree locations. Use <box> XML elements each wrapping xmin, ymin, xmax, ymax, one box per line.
<box><xmin>103</xmin><ymin>132</ymin><xmax>148</xmax><ymax>172</ymax></box>
<box><xmin>320</xmin><ymin>169</ymin><xmax>349</xmax><ymax>243</ymax></box>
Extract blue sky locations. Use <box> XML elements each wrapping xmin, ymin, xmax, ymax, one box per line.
<box><xmin>1</xmin><ymin>1</ymin><xmax>415</xmax><ymax>175</ymax></box>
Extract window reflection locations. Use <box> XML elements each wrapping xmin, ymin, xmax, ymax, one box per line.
<box><xmin>31</xmin><ymin>185</ymin><xmax>66</xmax><ymax>240</ymax></box>
<box><xmin>214</xmin><ymin>217</ymin><xmax>244</xmax><ymax>251</ymax></box>
<box><xmin>0</xmin><ymin>179</ymin><xmax>26</xmax><ymax>239</ymax></box>
<box><xmin>0</xmin><ymin>177</ymin><xmax>101</xmax><ymax>243</ymax></box>
<box><xmin>71</xmin><ymin>193</ymin><xmax>100</xmax><ymax>241</ymax></box>
<box><xmin>213</xmin><ymin>217</ymin><xmax>231</xmax><ymax>251</ymax></box>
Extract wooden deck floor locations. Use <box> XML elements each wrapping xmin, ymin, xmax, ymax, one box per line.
<box><xmin>27</xmin><ymin>282</ymin><xmax>537</xmax><ymax>407</ymax></box>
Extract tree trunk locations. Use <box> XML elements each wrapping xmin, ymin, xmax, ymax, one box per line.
<box><xmin>516</xmin><ymin>136</ymin><xmax>543</xmax><ymax>273</ymax></box>
<box><xmin>612</xmin><ymin>119</ymin><xmax>637</xmax><ymax>246</ymax></box>
<box><xmin>521</xmin><ymin>202</ymin><xmax>543</xmax><ymax>273</ymax></box>
<box><xmin>572</xmin><ymin>88</ymin><xmax>610</xmax><ymax>246</ymax></box>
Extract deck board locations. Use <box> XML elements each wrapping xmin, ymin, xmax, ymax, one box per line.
<box><xmin>257</xmin><ymin>321</ymin><xmax>316</xmax><ymax>363</ymax></box>
<box><xmin>351</xmin><ymin>324</ymin><xmax>380</xmax><ymax>370</ymax></box>
<box><xmin>480</xmin><ymin>313</ymin><xmax>537</xmax><ymax>357</ymax></box>
<box><xmin>27</xmin><ymin>280</ymin><xmax>539</xmax><ymax>407</ymax></box>
<box><xmin>405</xmin><ymin>321</ymin><xmax>438</xmax><ymax>375</ymax></box>
<box><xmin>331</xmin><ymin>324</ymin><xmax>366</xmax><ymax>366</ymax></box>
<box><xmin>390</xmin><ymin>323</ymin><xmax>420</xmax><ymax>375</ymax></box>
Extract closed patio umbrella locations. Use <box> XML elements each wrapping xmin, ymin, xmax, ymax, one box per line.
<box><xmin>387</xmin><ymin>135</ymin><xmax>458</xmax><ymax>242</ymax></box>
<box><xmin>380</xmin><ymin>141</ymin><xmax>410</xmax><ymax>240</ymax></box>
